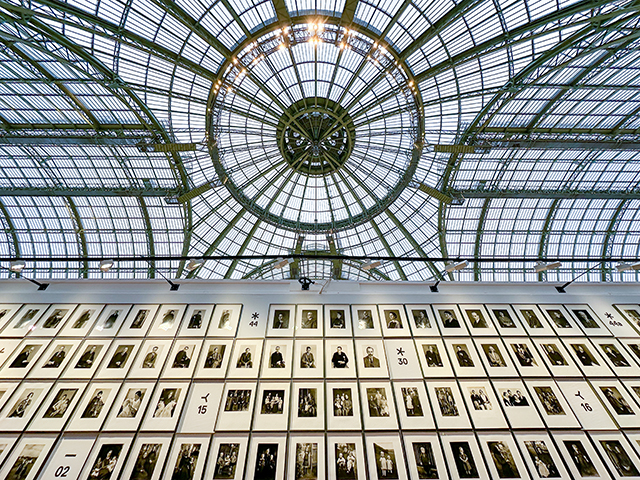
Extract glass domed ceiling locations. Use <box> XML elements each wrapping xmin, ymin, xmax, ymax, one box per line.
<box><xmin>0</xmin><ymin>0</ymin><xmax>638</xmax><ymax>282</ymax></box>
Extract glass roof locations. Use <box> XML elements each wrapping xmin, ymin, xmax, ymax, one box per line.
<box><xmin>0</xmin><ymin>0</ymin><xmax>638</xmax><ymax>282</ymax></box>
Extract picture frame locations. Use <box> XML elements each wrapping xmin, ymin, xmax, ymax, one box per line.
<box><xmin>96</xmin><ymin>339</ymin><xmax>142</xmax><ymax>379</ymax></box>
<box><xmin>440</xmin><ymin>433</ymin><xmax>489</xmax><ymax>480</ymax></box>
<box><xmin>0</xmin><ymin>434</ymin><xmax>56</xmax><ymax>480</ymax></box>
<box><xmin>178</xmin><ymin>304</ymin><xmax>214</xmax><ymax>337</ymax></box>
<box><xmin>1</xmin><ymin>304</ymin><xmax>47</xmax><ymax>337</ymax></box>
<box><xmin>67</xmin><ymin>381</ymin><xmax>121</xmax><ymax>431</ymax></box>
<box><xmin>554</xmin><ymin>431</ymin><xmax>607</xmax><ymax>479</ymax></box>
<box><xmin>216</xmin><ymin>381</ymin><xmax>256</xmax><ymax>432</ymax></box>
<box><xmin>0</xmin><ymin>339</ymin><xmax>48</xmax><ymax>378</ymax></box>
<box><xmin>619</xmin><ymin>339</ymin><xmax>640</xmax><ymax>366</ymax></box>
<box><xmin>87</xmin><ymin>304</ymin><xmax>131</xmax><ymax>337</ymax></box>
<box><xmin>355</xmin><ymin>339</ymin><xmax>389</xmax><ymax>379</ymax></box>
<box><xmin>119</xmin><ymin>433</ymin><xmax>171</xmax><ymax>480</ymax></box>
<box><xmin>267</xmin><ymin>305</ymin><xmax>295</xmax><ymax>337</ymax></box>
<box><xmin>327</xmin><ymin>434</ymin><xmax>366</xmax><ymax>480</ymax></box>
<box><xmin>613</xmin><ymin>304</ymin><xmax>640</xmax><ymax>337</ymax></box>
<box><xmin>78</xmin><ymin>434</ymin><xmax>132</xmax><ymax>480</ymax></box>
<box><xmin>515</xmin><ymin>431</ymin><xmax>571</xmax><ymax>480</ymax></box>
<box><xmin>384</xmin><ymin>339</ymin><xmax>423</xmax><ymax>380</ymax></box>
<box><xmin>460</xmin><ymin>304</ymin><xmax>498</xmax><ymax>335</ymax></box>
<box><xmin>445</xmin><ymin>338</ymin><xmax>486</xmax><ymax>377</ymax></box>
<box><xmin>208</xmin><ymin>304</ymin><xmax>242</xmax><ymax>337</ymax></box>
<box><xmin>392</xmin><ymin>381</ymin><xmax>434</xmax><ymax>430</ymax></box>
<box><xmin>30</xmin><ymin>381</ymin><xmax>85</xmax><ymax>431</ymax></box>
<box><xmin>38</xmin><ymin>434</ymin><xmax>97</xmax><ymax>480</ymax></box>
<box><xmin>325</xmin><ymin>339</ymin><xmax>356</xmax><ymax>379</ymax></box>
<box><xmin>292</xmin><ymin>339</ymin><xmax>323</xmax><ymax>379</ymax></box>
<box><xmin>525</xmin><ymin>379</ymin><xmax>581</xmax><ymax>428</ymax></box>
<box><xmin>162</xmin><ymin>339</ymin><xmax>203</xmax><ymax>379</ymax></box>
<box><xmin>404</xmin><ymin>305</ymin><xmax>439</xmax><ymax>336</ymax></box>
<box><xmin>360</xmin><ymin>381</ymin><xmax>398</xmax><ymax>430</ymax></box>
<box><xmin>117</xmin><ymin>304</ymin><xmax>160</xmax><ymax>337</ymax></box>
<box><xmin>477</xmin><ymin>432</ymin><xmax>529</xmax><ymax>480</ymax></box>
<box><xmin>326</xmin><ymin>380</ymin><xmax>361</xmax><ymax>431</ymax></box>
<box><xmin>562</xmin><ymin>337</ymin><xmax>613</xmax><ymax>377</ymax></box>
<box><xmin>556</xmin><ymin>379</ymin><xmax>619</xmax><ymax>430</ymax></box>
<box><xmin>538</xmin><ymin>305</ymin><xmax>582</xmax><ymax>336</ymax></box>
<box><xmin>27</xmin><ymin>339</ymin><xmax>82</xmax><ymax>379</ymax></box>
<box><xmin>486</xmin><ymin>304</ymin><xmax>527</xmax><ymax>335</ymax></box>
<box><xmin>146</xmin><ymin>304</ymin><xmax>187</xmax><ymax>337</ymax></box>
<box><xmin>512</xmin><ymin>305</ymin><xmax>555</xmax><ymax>336</ymax></box>
<box><xmin>141</xmin><ymin>381</ymin><xmax>189</xmax><ymax>431</ymax></box>
<box><xmin>58</xmin><ymin>304</ymin><xmax>103</xmax><ymax>337</ymax></box>
<box><xmin>0</xmin><ymin>339</ymin><xmax>21</xmax><ymax>369</ymax></box>
<box><xmin>492</xmin><ymin>379</ymin><xmax>544</xmax><ymax>428</ymax></box>
<box><xmin>378</xmin><ymin>304</ymin><xmax>411</xmax><ymax>337</ymax></box>
<box><xmin>288</xmin><ymin>434</ymin><xmax>325</xmax><ymax>480</ymax></box>
<box><xmin>566</xmin><ymin>304</ymin><xmax>612</xmax><ymax>336</ymax></box>
<box><xmin>64</xmin><ymin>339</ymin><xmax>111</xmax><ymax>380</ymax></box>
<box><xmin>589</xmin><ymin>432</ymin><xmax>640</xmax><ymax>480</ymax></box>
<box><xmin>103</xmin><ymin>380</ymin><xmax>155</xmax><ymax>432</ymax></box>
<box><xmin>0</xmin><ymin>381</ymin><xmax>53</xmax><ymax>431</ymax></box>
<box><xmin>0</xmin><ymin>382</ymin><xmax>20</xmax><ymax>412</ymax></box>
<box><xmin>474</xmin><ymin>337</ymin><xmax>519</xmax><ymax>377</ymax></box>
<box><xmin>351</xmin><ymin>305</ymin><xmax>382</xmax><ymax>337</ymax></box>
<box><xmin>164</xmin><ymin>435</ymin><xmax>210</xmax><ymax>480</ymax></box>
<box><xmin>204</xmin><ymin>434</ymin><xmax>248</xmax><ymax>480</ymax></box>
<box><xmin>503</xmin><ymin>337</ymin><xmax>550</xmax><ymax>377</ymax></box>
<box><xmin>246</xmin><ymin>434</ymin><xmax>286</xmax><ymax>480</ymax></box>
<box><xmin>324</xmin><ymin>305</ymin><xmax>353</xmax><ymax>337</ymax></box>
<box><xmin>128</xmin><ymin>339</ymin><xmax>174</xmax><ymax>379</ymax></box>
<box><xmin>590</xmin><ymin>379</ymin><xmax>640</xmax><ymax>428</ymax></box>
<box><xmin>295</xmin><ymin>304</ymin><xmax>322</xmax><ymax>337</ymax></box>
<box><xmin>290</xmin><ymin>381</ymin><xmax>324</xmax><ymax>431</ymax></box>
<box><xmin>0</xmin><ymin>304</ymin><xmax>24</xmax><ymax>334</ymax></box>
<box><xmin>177</xmin><ymin>381</ymin><xmax>224</xmax><ymax>433</ymax></box>
<box><xmin>458</xmin><ymin>379</ymin><xmax>508</xmax><ymax>429</ymax></box>
<box><xmin>532</xmin><ymin>338</ymin><xmax>582</xmax><ymax>377</ymax></box>
<box><xmin>194</xmin><ymin>339</ymin><xmax>233</xmax><ymax>379</ymax></box>
<box><xmin>261</xmin><ymin>339</ymin><xmax>293</xmax><ymax>379</ymax></box>
<box><xmin>29</xmin><ymin>304</ymin><xmax>76</xmax><ymax>337</ymax></box>
<box><xmin>227</xmin><ymin>339</ymin><xmax>263</xmax><ymax>379</ymax></box>
<box><xmin>432</xmin><ymin>304</ymin><xmax>468</xmax><ymax>336</ymax></box>
<box><xmin>365</xmin><ymin>433</ymin><xmax>408</xmax><ymax>480</ymax></box>
<box><xmin>403</xmin><ymin>433</ymin><xmax>446</xmax><ymax>480</ymax></box>
<box><xmin>414</xmin><ymin>338</ymin><xmax>456</xmax><ymax>378</ymax></box>
<box><xmin>426</xmin><ymin>380</ymin><xmax>471</xmax><ymax>429</ymax></box>
<box><xmin>253</xmin><ymin>381</ymin><xmax>290</xmax><ymax>431</ymax></box>
<box><xmin>592</xmin><ymin>338</ymin><xmax>638</xmax><ymax>376</ymax></box>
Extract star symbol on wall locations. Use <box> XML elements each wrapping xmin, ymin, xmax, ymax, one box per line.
<box><xmin>605</xmin><ymin>312</ymin><xmax>614</xmax><ymax>319</ymax></box>
<box><xmin>396</xmin><ymin>347</ymin><xmax>405</xmax><ymax>356</ymax></box>
<box><xmin>251</xmin><ymin>312</ymin><xmax>259</xmax><ymax>320</ymax></box>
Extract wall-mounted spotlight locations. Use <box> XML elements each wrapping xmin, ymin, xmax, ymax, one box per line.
<box><xmin>616</xmin><ymin>262</ymin><xmax>640</xmax><ymax>272</ymax></box>
<box><xmin>100</xmin><ymin>259</ymin><xmax>114</xmax><ymax>272</ymax></box>
<box><xmin>274</xmin><ymin>258</ymin><xmax>294</xmax><ymax>269</ymax></box>
<box><xmin>534</xmin><ymin>261</ymin><xmax>561</xmax><ymax>273</ymax></box>
<box><xmin>186</xmin><ymin>258</ymin><xmax>205</xmax><ymax>271</ymax></box>
<box><xmin>10</xmin><ymin>260</ymin><xmax>25</xmax><ymax>273</ymax></box>
<box><xmin>362</xmin><ymin>259</ymin><xmax>382</xmax><ymax>271</ymax></box>
<box><xmin>445</xmin><ymin>260</ymin><xmax>468</xmax><ymax>273</ymax></box>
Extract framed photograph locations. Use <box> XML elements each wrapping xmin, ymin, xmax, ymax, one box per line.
<box><xmin>177</xmin><ymin>381</ymin><xmax>224</xmax><ymax>433</ymax></box>
<box><xmin>355</xmin><ymin>339</ymin><xmax>389</xmax><ymax>379</ymax></box>
<box><xmin>562</xmin><ymin>338</ymin><xmax>613</xmax><ymax>376</ymax></box>
<box><xmin>383</xmin><ymin>339</ymin><xmax>422</xmax><ymax>380</ymax></box>
<box><xmin>128</xmin><ymin>339</ymin><xmax>173</xmax><ymax>379</ymax></box>
<box><xmin>403</xmin><ymin>433</ymin><xmax>445</xmax><ymax>480</ymax></box>
<box><xmin>474</xmin><ymin>338</ymin><xmax>519</xmax><ymax>377</ymax></box>
<box><xmin>228</xmin><ymin>340</ymin><xmax>263</xmax><ymax>378</ymax></box>
<box><xmin>392</xmin><ymin>382</ymin><xmax>434</xmax><ymax>430</ymax></box>
<box><xmin>326</xmin><ymin>381</ymin><xmax>361</xmax><ymax>431</ymax></box>
<box><xmin>67</xmin><ymin>381</ymin><xmax>120</xmax><ymax>431</ymax></box>
<box><xmin>103</xmin><ymin>380</ymin><xmax>155</xmax><ymax>432</ymax></box>
<box><xmin>88</xmin><ymin>304</ymin><xmax>131</xmax><ymax>337</ymax></box>
<box><xmin>64</xmin><ymin>339</ymin><xmax>111</xmax><ymax>380</ymax></box>
<box><xmin>253</xmin><ymin>382</ymin><xmax>290</xmax><ymax>431</ymax></box>
<box><xmin>590</xmin><ymin>379</ymin><xmax>640</xmax><ymax>428</ymax></box>
<box><xmin>460</xmin><ymin>304</ymin><xmax>498</xmax><ymax>335</ymax></box>
<box><xmin>246</xmin><ymin>434</ymin><xmax>286</xmax><ymax>480</ymax></box>
<box><xmin>120</xmin><ymin>434</ymin><xmax>171</xmax><ymax>480</ymax></box>
<box><xmin>0</xmin><ymin>434</ymin><xmax>56</xmax><ymax>480</ymax></box>
<box><xmin>0</xmin><ymin>381</ymin><xmax>53</xmax><ymax>431</ymax></box>
<box><xmin>614</xmin><ymin>304</ymin><xmax>640</xmax><ymax>337</ymax></box>
<box><xmin>0</xmin><ymin>339</ymin><xmax>21</xmax><ymax>369</ymax></box>
<box><xmin>503</xmin><ymin>337</ymin><xmax>549</xmax><ymax>377</ymax></box>
<box><xmin>1</xmin><ymin>339</ymin><xmax>48</xmax><ymax>378</ymax></box>
<box><xmin>365</xmin><ymin>434</ymin><xmax>408</xmax><ymax>480</ymax></box>
<box><xmin>261</xmin><ymin>339</ymin><xmax>293</xmax><ymax>378</ymax></box>
<box><xmin>433</xmin><ymin>304</ymin><xmax>468</xmax><ymax>336</ymax></box>
<box><xmin>28</xmin><ymin>339</ymin><xmax>82</xmax><ymax>379</ymax></box>
<box><xmin>512</xmin><ymin>305</ymin><xmax>555</xmax><ymax>336</ymax></box>
<box><xmin>0</xmin><ymin>304</ymin><xmax>23</xmax><ymax>334</ymax></box>
<box><xmin>445</xmin><ymin>338</ymin><xmax>486</xmax><ymax>377</ymax></box>
<box><xmin>426</xmin><ymin>381</ymin><xmax>471</xmax><ymax>429</ymax></box>
<box><xmin>267</xmin><ymin>305</ymin><xmax>295</xmax><ymax>337</ymax></box>
<box><xmin>194</xmin><ymin>339</ymin><xmax>233</xmax><ymax>379</ymax></box>
<box><xmin>141</xmin><ymin>381</ymin><xmax>188</xmax><ymax>431</ymax></box>
<box><xmin>378</xmin><ymin>305</ymin><xmax>411</xmax><ymax>337</ymax></box>
<box><xmin>351</xmin><ymin>305</ymin><xmax>382</xmax><ymax>337</ymax></box>
<box><xmin>486</xmin><ymin>304</ymin><xmax>526</xmax><ymax>335</ymax></box>
<box><xmin>459</xmin><ymin>379</ymin><xmax>508</xmax><ymax>429</ymax></box>
<box><xmin>590</xmin><ymin>432</ymin><xmax>640</xmax><ymax>480</ymax></box>
<box><xmin>295</xmin><ymin>305</ymin><xmax>322</xmax><ymax>337</ymax></box>
<box><xmin>216</xmin><ymin>382</ymin><xmax>256</xmax><ymax>432</ymax></box>
<box><xmin>30</xmin><ymin>304</ymin><xmax>76</xmax><ymax>337</ymax></box>
<box><xmin>555</xmin><ymin>431</ymin><xmax>607</xmax><ymax>479</ymax></box>
<box><xmin>97</xmin><ymin>339</ymin><xmax>142</xmax><ymax>379</ymax></box>
<box><xmin>414</xmin><ymin>338</ymin><xmax>455</xmax><ymax>377</ymax></box>
<box><xmin>525</xmin><ymin>380</ymin><xmax>581</xmax><ymax>428</ymax></box>
<box><xmin>164</xmin><ymin>435</ymin><xmax>210</xmax><ymax>480</ymax></box>
<box><xmin>324</xmin><ymin>305</ymin><xmax>352</xmax><ymax>337</ymax></box>
<box><xmin>325</xmin><ymin>339</ymin><xmax>356</xmax><ymax>379</ymax></box>
<box><xmin>532</xmin><ymin>338</ymin><xmax>582</xmax><ymax>377</ymax></box>
<box><xmin>492</xmin><ymin>379</ymin><xmax>544</xmax><ymax>428</ymax></box>
<box><xmin>557</xmin><ymin>380</ymin><xmax>618</xmax><ymax>430</ymax></box>
<box><xmin>515</xmin><ymin>432</ymin><xmax>570</xmax><ymax>480</ymax></box>
<box><xmin>162</xmin><ymin>340</ymin><xmax>202</xmax><ymax>379</ymax></box>
<box><xmin>360</xmin><ymin>382</ymin><xmax>398</xmax><ymax>430</ymax></box>
<box><xmin>478</xmin><ymin>433</ymin><xmax>529</xmax><ymax>480</ymax></box>
<box><xmin>290</xmin><ymin>381</ymin><xmax>324</xmax><ymax>431</ymax></box>
<box><xmin>38</xmin><ymin>435</ymin><xmax>97</xmax><ymax>480</ymax></box>
<box><xmin>31</xmin><ymin>382</ymin><xmax>84</xmax><ymax>431</ymax></box>
<box><xmin>405</xmin><ymin>305</ymin><xmax>439</xmax><ymax>336</ymax></box>
<box><xmin>58</xmin><ymin>304</ymin><xmax>103</xmax><ymax>337</ymax></box>
<box><xmin>288</xmin><ymin>434</ymin><xmax>325</xmax><ymax>480</ymax></box>
<box><xmin>592</xmin><ymin>338</ymin><xmax>638</xmax><ymax>376</ymax></box>
<box><xmin>1</xmin><ymin>304</ymin><xmax>47</xmax><ymax>337</ymax></box>
<box><xmin>78</xmin><ymin>434</ymin><xmax>132</xmax><ymax>480</ymax></box>
<box><xmin>147</xmin><ymin>304</ymin><xmax>186</xmax><ymax>337</ymax></box>
<box><xmin>539</xmin><ymin>305</ymin><xmax>582</xmax><ymax>336</ymax></box>
<box><xmin>567</xmin><ymin>305</ymin><xmax>612</xmax><ymax>336</ymax></box>
<box><xmin>293</xmin><ymin>339</ymin><xmax>323</xmax><ymax>379</ymax></box>
<box><xmin>118</xmin><ymin>304</ymin><xmax>159</xmax><ymax>337</ymax></box>
<box><xmin>327</xmin><ymin>434</ymin><xmax>366</xmax><ymax>480</ymax></box>
<box><xmin>208</xmin><ymin>304</ymin><xmax>242</xmax><ymax>337</ymax></box>
<box><xmin>440</xmin><ymin>433</ymin><xmax>489</xmax><ymax>480</ymax></box>
<box><xmin>204</xmin><ymin>434</ymin><xmax>248</xmax><ymax>480</ymax></box>
<box><xmin>0</xmin><ymin>382</ymin><xmax>19</xmax><ymax>412</ymax></box>
<box><xmin>178</xmin><ymin>304</ymin><xmax>214</xmax><ymax>337</ymax></box>
<box><xmin>620</xmin><ymin>339</ymin><xmax>640</xmax><ymax>366</ymax></box>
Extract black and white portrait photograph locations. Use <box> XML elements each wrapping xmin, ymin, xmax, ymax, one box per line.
<box><xmin>601</xmin><ymin>387</ymin><xmax>635</xmax><ymax>415</ymax></box>
<box><xmin>158</xmin><ymin>309</ymin><xmax>178</xmax><ymax>330</ymax></box>
<box><xmin>335</xmin><ymin>443</ymin><xmax>357</xmax><ymax>479</ymax></box>
<box><xmin>101</xmin><ymin>309</ymin><xmax>122</xmax><ymax>330</ymax></box>
<box><xmin>357</xmin><ymin>309</ymin><xmax>374</xmax><ymax>329</ymax></box>
<box><xmin>482</xmin><ymin>344</ymin><xmax>506</xmax><ymax>367</ymax></box>
<box><xmin>384</xmin><ymin>310</ymin><xmax>403</xmax><ymax>329</ymax></box>
<box><xmin>468</xmin><ymin>387</ymin><xmax>492</xmax><ymax>411</ymax></box>
<box><xmin>331</xmin><ymin>346</ymin><xmax>349</xmax><ymax>369</ymax></box>
<box><xmin>72</xmin><ymin>308</ymin><xmax>96</xmax><ymax>329</ymax></box>
<box><xmin>600</xmin><ymin>344</ymin><xmax>630</xmax><ymax>367</ymax></box>
<box><xmin>269</xmin><ymin>346</ymin><xmax>285</xmax><ymax>368</ymax></box>
<box><xmin>401</xmin><ymin>387</ymin><xmax>423</xmax><ymax>416</ymax></box>
<box><xmin>300</xmin><ymin>345</ymin><xmax>316</xmax><ymax>369</ymax></box>
<box><xmin>524</xmin><ymin>441</ymin><xmax>560</xmax><ymax>478</ymax></box>
<box><xmin>499</xmin><ymin>389</ymin><xmax>529</xmax><ymax>407</ymax></box>
<box><xmin>542</xmin><ymin>344</ymin><xmax>567</xmax><ymax>365</ymax></box>
<box><xmin>43</xmin><ymin>388</ymin><xmax>77</xmax><ymax>418</ymax></box>
<box><xmin>522</xmin><ymin>309</ymin><xmax>543</xmax><ymax>329</ymax></box>
<box><xmin>629</xmin><ymin>344</ymin><xmax>640</xmax><ymax>361</ymax></box>
<box><xmin>261</xmin><ymin>390</ymin><xmax>284</xmax><ymax>415</ymax></box>
<box><xmin>75</xmin><ymin>344</ymin><xmax>102</xmax><ymax>369</ymax></box>
<box><xmin>254</xmin><ymin>444</ymin><xmax>278</xmax><ymax>480</ymax></box>
<box><xmin>187</xmin><ymin>309</ymin><xmax>205</xmax><ymax>329</ymax></box>
<box><xmin>171</xmin><ymin>443</ymin><xmax>200</xmax><ymax>480</ymax></box>
<box><xmin>600</xmin><ymin>440</ymin><xmax>639</xmax><ymax>477</ymax></box>
<box><xmin>43</xmin><ymin>345</ymin><xmax>69</xmax><ymax>368</ymax></box>
<box><xmin>142</xmin><ymin>345</ymin><xmax>161</xmax><ymax>369</ymax></box>
<box><xmin>172</xmin><ymin>345</ymin><xmax>192</xmax><ymax>369</ymax></box>
<box><xmin>130</xmin><ymin>309</ymin><xmax>149</xmax><ymax>329</ymax></box>
<box><xmin>534</xmin><ymin>387</ymin><xmax>565</xmax><ymax>415</ymax></box>
<box><xmin>218</xmin><ymin>309</ymin><xmax>232</xmax><ymax>330</ymax></box>
<box><xmin>204</xmin><ymin>345</ymin><xmax>226</xmax><ymax>369</ymax></box>
<box><xmin>330</xmin><ymin>310</ymin><xmax>346</xmax><ymax>329</ymax></box>
<box><xmin>573</xmin><ymin>309</ymin><xmax>599</xmax><ymax>329</ymax></box>
<box><xmin>153</xmin><ymin>388</ymin><xmax>180</xmax><ymax>418</ymax></box>
<box><xmin>301</xmin><ymin>310</ymin><xmax>318</xmax><ymax>329</ymax></box>
<box><xmin>487</xmin><ymin>442</ymin><xmax>520</xmax><ymax>479</ymax></box>
<box><xmin>9</xmin><ymin>345</ymin><xmax>40</xmax><ymax>369</ymax></box>
<box><xmin>273</xmin><ymin>310</ymin><xmax>290</xmax><ymax>329</ymax></box>
<box><xmin>236</xmin><ymin>347</ymin><xmax>253</xmax><ymax>368</ymax></box>
<box><xmin>547</xmin><ymin>309</ymin><xmax>571</xmax><ymax>328</ymax></box>
<box><xmin>298</xmin><ymin>389</ymin><xmax>317</xmax><ymax>417</ymax></box>
<box><xmin>333</xmin><ymin>389</ymin><xmax>353</xmax><ymax>417</ymax></box>
<box><xmin>412</xmin><ymin>309</ymin><xmax>431</xmax><ymax>329</ymax></box>
<box><xmin>564</xmin><ymin>441</ymin><xmax>598</xmax><ymax>477</ymax></box>
<box><xmin>451</xmin><ymin>442</ymin><xmax>478</xmax><ymax>478</ymax></box>
<box><xmin>511</xmin><ymin>343</ymin><xmax>537</xmax><ymax>367</ymax></box>
<box><xmin>224</xmin><ymin>389</ymin><xmax>251</xmax><ymax>412</ymax></box>
<box><xmin>82</xmin><ymin>389</ymin><xmax>108</xmax><ymax>418</ymax></box>
<box><xmin>493</xmin><ymin>310</ymin><xmax>515</xmax><ymax>328</ymax></box>
<box><xmin>129</xmin><ymin>443</ymin><xmax>161</xmax><ymax>480</ymax></box>
<box><xmin>571</xmin><ymin>344</ymin><xmax>599</xmax><ymax>366</ymax></box>
<box><xmin>107</xmin><ymin>345</ymin><xmax>132</xmax><ymax>369</ymax></box>
<box><xmin>362</xmin><ymin>346</ymin><xmax>380</xmax><ymax>368</ymax></box>
<box><xmin>454</xmin><ymin>344</ymin><xmax>474</xmax><ymax>367</ymax></box>
<box><xmin>439</xmin><ymin>309</ymin><xmax>460</xmax><ymax>328</ymax></box>
<box><xmin>422</xmin><ymin>344</ymin><xmax>443</xmax><ymax>367</ymax></box>
<box><xmin>42</xmin><ymin>309</ymin><xmax>69</xmax><ymax>329</ymax></box>
<box><xmin>6</xmin><ymin>444</ymin><xmax>44</xmax><ymax>480</ymax></box>
<box><xmin>12</xmin><ymin>308</ymin><xmax>40</xmax><ymax>329</ymax></box>
<box><xmin>294</xmin><ymin>443</ymin><xmax>317</xmax><ymax>480</ymax></box>
<box><xmin>466</xmin><ymin>309</ymin><xmax>487</xmax><ymax>328</ymax></box>
<box><xmin>117</xmin><ymin>388</ymin><xmax>145</xmax><ymax>417</ymax></box>
<box><xmin>412</xmin><ymin>443</ymin><xmax>438</xmax><ymax>479</ymax></box>
<box><xmin>373</xmin><ymin>443</ymin><xmax>398</xmax><ymax>479</ymax></box>
<box><xmin>625</xmin><ymin>309</ymin><xmax>640</xmax><ymax>327</ymax></box>
<box><xmin>86</xmin><ymin>444</ymin><xmax>123</xmax><ymax>480</ymax></box>
<box><xmin>7</xmin><ymin>389</ymin><xmax>41</xmax><ymax>418</ymax></box>
<box><xmin>366</xmin><ymin>388</ymin><xmax>390</xmax><ymax>417</ymax></box>
<box><xmin>213</xmin><ymin>443</ymin><xmax>239</xmax><ymax>479</ymax></box>
<box><xmin>435</xmin><ymin>387</ymin><xmax>459</xmax><ymax>417</ymax></box>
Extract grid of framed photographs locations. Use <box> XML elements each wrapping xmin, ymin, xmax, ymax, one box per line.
<box><xmin>1</xmin><ymin>301</ymin><xmax>640</xmax><ymax>479</ymax></box>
